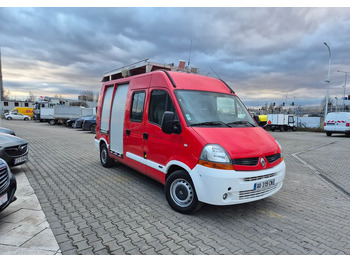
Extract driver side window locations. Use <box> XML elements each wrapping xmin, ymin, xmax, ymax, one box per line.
<box><xmin>148</xmin><ymin>89</ymin><xmax>176</xmax><ymax>126</ymax></box>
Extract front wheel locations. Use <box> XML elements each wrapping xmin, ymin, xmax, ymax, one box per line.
<box><xmin>165</xmin><ymin>170</ymin><xmax>202</xmax><ymax>214</ymax></box>
<box><xmin>100</xmin><ymin>143</ymin><xmax>114</xmax><ymax>168</ymax></box>
<box><xmin>6</xmin><ymin>117</ymin><xmax>12</xmax><ymax>120</ymax></box>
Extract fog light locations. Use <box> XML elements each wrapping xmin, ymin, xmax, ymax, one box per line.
<box><xmin>223</xmin><ymin>193</ymin><xmax>228</xmax><ymax>200</ymax></box>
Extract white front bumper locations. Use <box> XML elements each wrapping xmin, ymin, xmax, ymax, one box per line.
<box><xmin>190</xmin><ymin>161</ymin><xmax>286</xmax><ymax>206</ymax></box>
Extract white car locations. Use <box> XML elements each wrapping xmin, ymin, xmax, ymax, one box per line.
<box><xmin>324</xmin><ymin>112</ymin><xmax>350</xmax><ymax>136</ymax></box>
<box><xmin>5</xmin><ymin>112</ymin><xmax>30</xmax><ymax>121</ymax></box>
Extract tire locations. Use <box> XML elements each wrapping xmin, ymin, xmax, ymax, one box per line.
<box><xmin>90</xmin><ymin>124</ymin><xmax>96</xmax><ymax>134</ymax></box>
<box><xmin>292</xmin><ymin>126</ymin><xmax>297</xmax><ymax>131</ymax></box>
<box><xmin>100</xmin><ymin>143</ymin><xmax>114</xmax><ymax>168</ymax></box>
<box><xmin>7</xmin><ymin>117</ymin><xmax>12</xmax><ymax>120</ymax></box>
<box><xmin>280</xmin><ymin>126</ymin><xmax>284</xmax><ymax>132</ymax></box>
<box><xmin>24</xmin><ymin>117</ymin><xmax>29</xmax><ymax>121</ymax></box>
<box><xmin>49</xmin><ymin>120</ymin><xmax>56</xmax><ymax>125</ymax></box>
<box><xmin>165</xmin><ymin>170</ymin><xmax>202</xmax><ymax>214</ymax></box>
<box><xmin>270</xmin><ymin>126</ymin><xmax>275</xmax><ymax>132</ymax></box>
<box><xmin>326</xmin><ymin>132</ymin><xmax>332</xmax><ymax>137</ymax></box>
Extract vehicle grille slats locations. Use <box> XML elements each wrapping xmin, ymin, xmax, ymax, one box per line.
<box><xmin>265</xmin><ymin>153</ymin><xmax>281</xmax><ymax>163</ymax></box>
<box><xmin>244</xmin><ymin>173</ymin><xmax>276</xmax><ymax>182</ymax></box>
<box><xmin>0</xmin><ymin>165</ymin><xmax>9</xmax><ymax>193</ymax></box>
<box><xmin>4</xmin><ymin>144</ymin><xmax>28</xmax><ymax>157</ymax></box>
<box><xmin>232</xmin><ymin>157</ymin><xmax>259</xmax><ymax>166</ymax></box>
<box><xmin>239</xmin><ymin>184</ymin><xmax>278</xmax><ymax>200</ymax></box>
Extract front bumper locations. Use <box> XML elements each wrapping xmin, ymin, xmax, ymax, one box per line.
<box><xmin>0</xmin><ymin>169</ymin><xmax>17</xmax><ymax>213</ymax></box>
<box><xmin>190</xmin><ymin>160</ymin><xmax>286</xmax><ymax>206</ymax></box>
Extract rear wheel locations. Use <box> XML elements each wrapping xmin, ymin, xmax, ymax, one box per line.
<box><xmin>100</xmin><ymin>143</ymin><xmax>114</xmax><ymax>168</ymax></box>
<box><xmin>49</xmin><ymin>120</ymin><xmax>56</xmax><ymax>125</ymax></box>
<box><xmin>165</xmin><ymin>170</ymin><xmax>202</xmax><ymax>214</ymax></box>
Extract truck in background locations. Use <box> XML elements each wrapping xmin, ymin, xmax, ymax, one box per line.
<box><xmin>265</xmin><ymin>114</ymin><xmax>297</xmax><ymax>132</ymax></box>
<box><xmin>33</xmin><ymin>96</ymin><xmax>96</xmax><ymax>125</ymax></box>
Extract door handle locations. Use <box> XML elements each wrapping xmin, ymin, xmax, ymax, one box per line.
<box><xmin>143</xmin><ymin>133</ymin><xmax>149</xmax><ymax>140</ymax></box>
<box><xmin>126</xmin><ymin>129</ymin><xmax>130</xmax><ymax>136</ymax></box>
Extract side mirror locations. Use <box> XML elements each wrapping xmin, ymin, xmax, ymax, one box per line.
<box><xmin>161</xmin><ymin>111</ymin><xmax>182</xmax><ymax>134</ymax></box>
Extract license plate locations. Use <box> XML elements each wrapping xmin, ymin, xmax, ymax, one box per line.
<box><xmin>254</xmin><ymin>179</ymin><xmax>275</xmax><ymax>191</ymax></box>
<box><xmin>0</xmin><ymin>193</ymin><xmax>8</xmax><ymax>206</ymax></box>
<box><xmin>14</xmin><ymin>155</ymin><xmax>28</xmax><ymax>165</ymax></box>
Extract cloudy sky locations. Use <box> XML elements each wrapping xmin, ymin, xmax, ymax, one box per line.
<box><xmin>1</xmin><ymin>4</ymin><xmax>350</xmax><ymax>107</ymax></box>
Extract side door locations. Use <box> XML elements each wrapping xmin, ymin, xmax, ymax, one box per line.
<box><xmin>109</xmin><ymin>83</ymin><xmax>129</xmax><ymax>158</ymax></box>
<box><xmin>123</xmin><ymin>90</ymin><xmax>147</xmax><ymax>173</ymax></box>
<box><xmin>144</xmin><ymin>89</ymin><xmax>182</xmax><ymax>183</ymax></box>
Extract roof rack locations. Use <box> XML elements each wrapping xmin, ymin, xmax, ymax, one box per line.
<box><xmin>102</xmin><ymin>58</ymin><xmax>199</xmax><ymax>82</ymax></box>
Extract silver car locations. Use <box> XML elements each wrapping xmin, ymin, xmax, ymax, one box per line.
<box><xmin>0</xmin><ymin>133</ymin><xmax>29</xmax><ymax>166</ymax></box>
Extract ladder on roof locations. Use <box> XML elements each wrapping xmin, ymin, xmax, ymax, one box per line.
<box><xmin>102</xmin><ymin>58</ymin><xmax>199</xmax><ymax>82</ymax></box>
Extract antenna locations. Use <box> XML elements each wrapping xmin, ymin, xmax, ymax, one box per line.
<box><xmin>209</xmin><ymin>66</ymin><xmax>221</xmax><ymax>79</ymax></box>
<box><xmin>188</xmin><ymin>40</ymin><xmax>192</xmax><ymax>67</ymax></box>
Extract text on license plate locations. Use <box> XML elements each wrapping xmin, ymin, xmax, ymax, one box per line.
<box><xmin>254</xmin><ymin>179</ymin><xmax>275</xmax><ymax>191</ymax></box>
<box><xmin>0</xmin><ymin>193</ymin><xmax>8</xmax><ymax>206</ymax></box>
<box><xmin>14</xmin><ymin>155</ymin><xmax>28</xmax><ymax>165</ymax></box>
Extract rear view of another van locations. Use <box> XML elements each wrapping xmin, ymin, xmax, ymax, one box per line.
<box><xmin>324</xmin><ymin>112</ymin><xmax>350</xmax><ymax>136</ymax></box>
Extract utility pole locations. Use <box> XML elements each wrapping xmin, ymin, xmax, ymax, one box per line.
<box><xmin>324</xmin><ymin>42</ymin><xmax>331</xmax><ymax>117</ymax></box>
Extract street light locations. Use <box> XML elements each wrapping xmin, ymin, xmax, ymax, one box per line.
<box><xmin>337</xmin><ymin>69</ymin><xmax>349</xmax><ymax>110</ymax></box>
<box><xmin>324</xmin><ymin>42</ymin><xmax>331</xmax><ymax>117</ymax></box>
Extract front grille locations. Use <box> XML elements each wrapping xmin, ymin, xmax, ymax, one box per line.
<box><xmin>0</xmin><ymin>164</ymin><xmax>9</xmax><ymax>194</ymax></box>
<box><xmin>266</xmin><ymin>153</ymin><xmax>281</xmax><ymax>163</ymax></box>
<box><xmin>232</xmin><ymin>157</ymin><xmax>259</xmax><ymax>166</ymax></box>
<box><xmin>244</xmin><ymin>173</ymin><xmax>276</xmax><ymax>182</ymax></box>
<box><xmin>4</xmin><ymin>144</ymin><xmax>28</xmax><ymax>157</ymax></box>
<box><xmin>239</xmin><ymin>184</ymin><xmax>278</xmax><ymax>200</ymax></box>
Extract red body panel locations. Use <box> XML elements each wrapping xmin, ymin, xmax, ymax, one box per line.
<box><xmin>95</xmin><ymin>70</ymin><xmax>282</xmax><ymax>184</ymax></box>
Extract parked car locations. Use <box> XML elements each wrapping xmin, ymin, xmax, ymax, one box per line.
<box><xmin>73</xmin><ymin>115</ymin><xmax>95</xmax><ymax>129</ymax></box>
<box><xmin>0</xmin><ymin>127</ymin><xmax>16</xmax><ymax>136</ymax></box>
<box><xmin>65</xmin><ymin>118</ymin><xmax>78</xmax><ymax>127</ymax></box>
<box><xmin>5</xmin><ymin>112</ymin><xmax>30</xmax><ymax>121</ymax></box>
<box><xmin>82</xmin><ymin>116</ymin><xmax>96</xmax><ymax>133</ymax></box>
<box><xmin>0</xmin><ymin>133</ymin><xmax>29</xmax><ymax>166</ymax></box>
<box><xmin>0</xmin><ymin>158</ymin><xmax>17</xmax><ymax>213</ymax></box>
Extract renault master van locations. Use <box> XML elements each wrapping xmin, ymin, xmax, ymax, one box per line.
<box><xmin>95</xmin><ymin>62</ymin><xmax>286</xmax><ymax>213</ymax></box>
<box><xmin>324</xmin><ymin>112</ymin><xmax>350</xmax><ymax>136</ymax></box>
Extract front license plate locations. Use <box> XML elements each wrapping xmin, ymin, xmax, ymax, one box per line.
<box><xmin>254</xmin><ymin>179</ymin><xmax>275</xmax><ymax>191</ymax></box>
<box><xmin>14</xmin><ymin>155</ymin><xmax>28</xmax><ymax>165</ymax></box>
<box><xmin>0</xmin><ymin>193</ymin><xmax>8</xmax><ymax>206</ymax></box>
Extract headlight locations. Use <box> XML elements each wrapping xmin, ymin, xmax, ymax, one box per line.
<box><xmin>198</xmin><ymin>144</ymin><xmax>233</xmax><ymax>170</ymax></box>
<box><xmin>275</xmin><ymin>140</ymin><xmax>283</xmax><ymax>158</ymax></box>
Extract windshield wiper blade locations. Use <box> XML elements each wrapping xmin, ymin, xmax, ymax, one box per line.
<box><xmin>190</xmin><ymin>121</ymin><xmax>231</xmax><ymax>127</ymax></box>
<box><xmin>227</xmin><ymin>121</ymin><xmax>255</xmax><ymax>127</ymax></box>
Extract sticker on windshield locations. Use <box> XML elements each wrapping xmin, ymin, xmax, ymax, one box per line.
<box><xmin>186</xmin><ymin>114</ymin><xmax>192</xmax><ymax>121</ymax></box>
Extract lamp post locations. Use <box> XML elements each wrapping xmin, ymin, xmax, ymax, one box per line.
<box><xmin>324</xmin><ymin>42</ymin><xmax>331</xmax><ymax>117</ymax></box>
<box><xmin>337</xmin><ymin>69</ymin><xmax>349</xmax><ymax>110</ymax></box>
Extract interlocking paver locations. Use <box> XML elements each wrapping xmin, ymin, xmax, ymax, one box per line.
<box><xmin>2</xmin><ymin>121</ymin><xmax>350</xmax><ymax>255</ymax></box>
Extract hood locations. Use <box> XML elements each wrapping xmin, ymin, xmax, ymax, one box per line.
<box><xmin>192</xmin><ymin>127</ymin><xmax>279</xmax><ymax>159</ymax></box>
<box><xmin>0</xmin><ymin>133</ymin><xmax>27</xmax><ymax>148</ymax></box>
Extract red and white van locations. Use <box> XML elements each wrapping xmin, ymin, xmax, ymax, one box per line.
<box><xmin>95</xmin><ymin>61</ymin><xmax>286</xmax><ymax>213</ymax></box>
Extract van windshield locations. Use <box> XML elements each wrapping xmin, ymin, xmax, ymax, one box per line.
<box><xmin>175</xmin><ymin>90</ymin><xmax>257</xmax><ymax>127</ymax></box>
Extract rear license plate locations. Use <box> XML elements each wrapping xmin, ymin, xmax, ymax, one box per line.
<box><xmin>14</xmin><ymin>155</ymin><xmax>28</xmax><ymax>165</ymax></box>
<box><xmin>254</xmin><ymin>179</ymin><xmax>275</xmax><ymax>191</ymax></box>
<box><xmin>0</xmin><ymin>193</ymin><xmax>8</xmax><ymax>206</ymax></box>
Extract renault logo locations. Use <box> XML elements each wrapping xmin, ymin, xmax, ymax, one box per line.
<box><xmin>260</xmin><ymin>158</ymin><xmax>266</xmax><ymax>167</ymax></box>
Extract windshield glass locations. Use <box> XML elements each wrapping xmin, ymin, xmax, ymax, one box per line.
<box><xmin>175</xmin><ymin>90</ymin><xmax>256</xmax><ymax>127</ymax></box>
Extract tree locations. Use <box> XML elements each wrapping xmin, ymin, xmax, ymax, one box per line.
<box><xmin>26</xmin><ymin>91</ymin><xmax>36</xmax><ymax>102</ymax></box>
<box><xmin>79</xmin><ymin>90</ymin><xmax>94</xmax><ymax>101</ymax></box>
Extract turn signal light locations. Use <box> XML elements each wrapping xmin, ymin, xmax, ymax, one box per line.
<box><xmin>198</xmin><ymin>160</ymin><xmax>234</xmax><ymax>170</ymax></box>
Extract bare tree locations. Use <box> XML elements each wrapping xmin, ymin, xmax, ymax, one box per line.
<box><xmin>79</xmin><ymin>90</ymin><xmax>94</xmax><ymax>101</ymax></box>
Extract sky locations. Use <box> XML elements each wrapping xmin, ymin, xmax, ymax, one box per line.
<box><xmin>1</xmin><ymin>2</ymin><xmax>350</xmax><ymax>108</ymax></box>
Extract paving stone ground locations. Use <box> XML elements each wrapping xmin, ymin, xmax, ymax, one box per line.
<box><xmin>1</xmin><ymin>121</ymin><xmax>350</xmax><ymax>255</ymax></box>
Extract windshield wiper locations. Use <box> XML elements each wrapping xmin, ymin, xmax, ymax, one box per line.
<box><xmin>190</xmin><ymin>121</ymin><xmax>231</xmax><ymax>127</ymax></box>
<box><xmin>227</xmin><ymin>121</ymin><xmax>255</xmax><ymax>127</ymax></box>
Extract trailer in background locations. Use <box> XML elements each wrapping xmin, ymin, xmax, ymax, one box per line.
<box><xmin>265</xmin><ymin>114</ymin><xmax>297</xmax><ymax>132</ymax></box>
<box><xmin>41</xmin><ymin>105</ymin><xmax>95</xmax><ymax>125</ymax></box>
